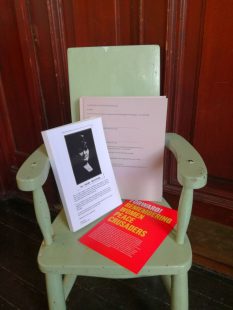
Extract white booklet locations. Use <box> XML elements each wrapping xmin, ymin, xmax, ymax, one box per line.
<box><xmin>42</xmin><ymin>117</ymin><xmax>122</xmax><ymax>232</ymax></box>
<box><xmin>80</xmin><ymin>96</ymin><xmax>167</xmax><ymax>201</ymax></box>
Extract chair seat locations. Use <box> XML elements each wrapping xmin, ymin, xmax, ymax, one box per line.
<box><xmin>38</xmin><ymin>199</ymin><xmax>192</xmax><ymax>278</ymax></box>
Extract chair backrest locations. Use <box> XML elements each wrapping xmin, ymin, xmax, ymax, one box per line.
<box><xmin>67</xmin><ymin>45</ymin><xmax>160</xmax><ymax>122</ymax></box>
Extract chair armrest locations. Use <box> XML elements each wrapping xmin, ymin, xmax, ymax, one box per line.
<box><xmin>165</xmin><ymin>133</ymin><xmax>207</xmax><ymax>189</ymax></box>
<box><xmin>16</xmin><ymin>144</ymin><xmax>50</xmax><ymax>192</ymax></box>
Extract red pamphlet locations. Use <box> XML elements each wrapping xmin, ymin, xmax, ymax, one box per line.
<box><xmin>79</xmin><ymin>200</ymin><xmax>177</xmax><ymax>274</ymax></box>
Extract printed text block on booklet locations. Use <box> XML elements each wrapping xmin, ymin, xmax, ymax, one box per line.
<box><xmin>80</xmin><ymin>200</ymin><xmax>177</xmax><ymax>274</ymax></box>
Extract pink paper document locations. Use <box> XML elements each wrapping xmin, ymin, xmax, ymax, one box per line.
<box><xmin>80</xmin><ymin>96</ymin><xmax>167</xmax><ymax>201</ymax></box>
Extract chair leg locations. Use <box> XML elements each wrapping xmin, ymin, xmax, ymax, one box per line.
<box><xmin>171</xmin><ymin>272</ymin><xmax>188</xmax><ymax>310</ymax></box>
<box><xmin>45</xmin><ymin>273</ymin><xmax>66</xmax><ymax>310</ymax></box>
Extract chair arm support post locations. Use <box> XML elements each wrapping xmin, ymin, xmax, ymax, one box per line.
<box><xmin>33</xmin><ymin>187</ymin><xmax>53</xmax><ymax>245</ymax></box>
<box><xmin>176</xmin><ymin>187</ymin><xmax>193</xmax><ymax>244</ymax></box>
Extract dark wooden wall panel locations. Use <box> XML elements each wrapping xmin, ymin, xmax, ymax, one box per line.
<box><xmin>164</xmin><ymin>0</ymin><xmax>233</xmax><ymax>225</ymax></box>
<box><xmin>142</xmin><ymin>0</ymin><xmax>167</xmax><ymax>92</ymax></box>
<box><xmin>0</xmin><ymin>75</ymin><xmax>15</xmax><ymax>195</ymax></box>
<box><xmin>192</xmin><ymin>0</ymin><xmax>233</xmax><ymax>221</ymax></box>
<box><xmin>117</xmin><ymin>0</ymin><xmax>139</xmax><ymax>45</ymax></box>
<box><xmin>193</xmin><ymin>0</ymin><xmax>233</xmax><ymax>180</ymax></box>
<box><xmin>60</xmin><ymin>0</ymin><xmax>76</xmax><ymax>48</ymax></box>
<box><xmin>28</xmin><ymin>0</ymin><xmax>71</xmax><ymax>128</ymax></box>
<box><xmin>0</xmin><ymin>0</ymin><xmax>42</xmax><ymax>158</ymax></box>
<box><xmin>164</xmin><ymin>0</ymin><xmax>206</xmax><ymax>187</ymax></box>
<box><xmin>72</xmin><ymin>0</ymin><xmax>118</xmax><ymax>46</ymax></box>
<box><xmin>142</xmin><ymin>0</ymin><xmax>167</xmax><ymax>47</ymax></box>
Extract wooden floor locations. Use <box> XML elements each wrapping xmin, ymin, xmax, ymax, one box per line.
<box><xmin>188</xmin><ymin>215</ymin><xmax>233</xmax><ymax>278</ymax></box>
<box><xmin>0</xmin><ymin>199</ymin><xmax>232</xmax><ymax>310</ymax></box>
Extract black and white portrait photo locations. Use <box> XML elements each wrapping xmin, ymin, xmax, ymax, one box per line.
<box><xmin>64</xmin><ymin>128</ymin><xmax>102</xmax><ymax>185</ymax></box>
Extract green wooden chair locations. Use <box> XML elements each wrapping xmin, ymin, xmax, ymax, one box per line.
<box><xmin>16</xmin><ymin>45</ymin><xmax>207</xmax><ymax>310</ymax></box>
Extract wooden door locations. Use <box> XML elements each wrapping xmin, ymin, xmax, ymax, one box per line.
<box><xmin>193</xmin><ymin>1</ymin><xmax>233</xmax><ymax>225</ymax></box>
<box><xmin>0</xmin><ymin>0</ymin><xmax>43</xmax><ymax>195</ymax></box>
<box><xmin>163</xmin><ymin>0</ymin><xmax>233</xmax><ymax>226</ymax></box>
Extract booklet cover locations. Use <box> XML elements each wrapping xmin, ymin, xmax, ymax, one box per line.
<box><xmin>42</xmin><ymin>117</ymin><xmax>122</xmax><ymax>232</ymax></box>
<box><xmin>80</xmin><ymin>200</ymin><xmax>177</xmax><ymax>274</ymax></box>
<box><xmin>80</xmin><ymin>96</ymin><xmax>167</xmax><ymax>201</ymax></box>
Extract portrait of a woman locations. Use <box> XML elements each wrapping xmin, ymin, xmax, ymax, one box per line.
<box><xmin>65</xmin><ymin>128</ymin><xmax>102</xmax><ymax>185</ymax></box>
